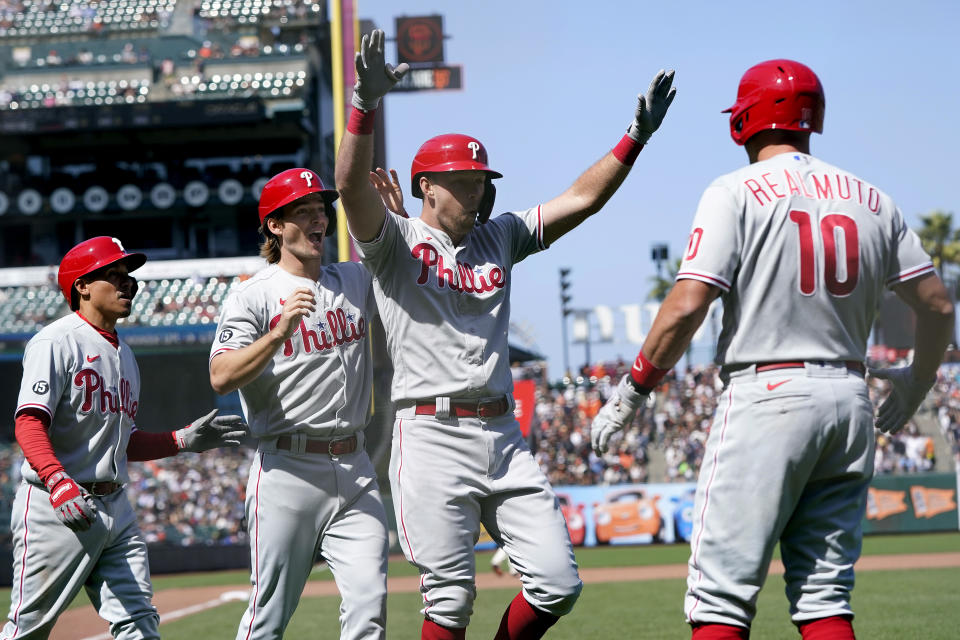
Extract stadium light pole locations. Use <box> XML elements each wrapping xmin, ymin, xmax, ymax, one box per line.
<box><xmin>559</xmin><ymin>268</ymin><xmax>572</xmax><ymax>377</ymax></box>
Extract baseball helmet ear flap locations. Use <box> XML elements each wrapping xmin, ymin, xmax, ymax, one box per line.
<box><xmin>477</xmin><ymin>178</ymin><xmax>496</xmax><ymax>225</ymax></box>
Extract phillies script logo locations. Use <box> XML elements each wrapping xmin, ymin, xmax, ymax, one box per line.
<box><xmin>269</xmin><ymin>305</ymin><xmax>366</xmax><ymax>357</ymax></box>
<box><xmin>411</xmin><ymin>242</ymin><xmax>505</xmax><ymax>293</ymax></box>
<box><xmin>74</xmin><ymin>369</ymin><xmax>138</xmax><ymax>418</ymax></box>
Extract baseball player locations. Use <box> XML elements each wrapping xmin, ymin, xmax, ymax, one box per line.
<box><xmin>590</xmin><ymin>60</ymin><xmax>954</xmax><ymax>639</ymax></box>
<box><xmin>208</xmin><ymin>168</ymin><xmax>389</xmax><ymax>640</ymax></box>
<box><xmin>7</xmin><ymin>236</ymin><xmax>247</xmax><ymax>640</ymax></box>
<box><xmin>334</xmin><ymin>29</ymin><xmax>675</xmax><ymax>640</ymax></box>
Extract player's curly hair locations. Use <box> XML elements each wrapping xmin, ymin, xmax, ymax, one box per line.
<box><xmin>259</xmin><ymin>216</ymin><xmax>282</xmax><ymax>264</ymax></box>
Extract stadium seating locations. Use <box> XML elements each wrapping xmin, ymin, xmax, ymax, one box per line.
<box><xmin>175</xmin><ymin>69</ymin><xmax>305</xmax><ymax>99</ymax></box>
<box><xmin>0</xmin><ymin>0</ymin><xmax>176</xmax><ymax>38</ymax></box>
<box><xmin>196</xmin><ymin>0</ymin><xmax>322</xmax><ymax>25</ymax></box>
<box><xmin>0</xmin><ymin>276</ymin><xmax>240</xmax><ymax>333</ymax></box>
<box><xmin>0</xmin><ymin>77</ymin><xmax>150</xmax><ymax>109</ymax></box>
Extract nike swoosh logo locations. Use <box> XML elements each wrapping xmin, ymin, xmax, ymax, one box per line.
<box><xmin>766</xmin><ymin>379</ymin><xmax>791</xmax><ymax>391</ymax></box>
<box><xmin>86</xmin><ymin>355</ymin><xmax>100</xmax><ymax>363</ymax></box>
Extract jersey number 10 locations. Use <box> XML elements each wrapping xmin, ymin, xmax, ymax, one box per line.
<box><xmin>789</xmin><ymin>209</ymin><xmax>859</xmax><ymax>296</ymax></box>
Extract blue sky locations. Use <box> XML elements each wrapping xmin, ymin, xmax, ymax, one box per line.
<box><xmin>357</xmin><ymin>0</ymin><xmax>959</xmax><ymax>378</ymax></box>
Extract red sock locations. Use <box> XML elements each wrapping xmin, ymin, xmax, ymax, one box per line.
<box><xmin>493</xmin><ymin>592</ymin><xmax>559</xmax><ymax>640</ymax></box>
<box><xmin>422</xmin><ymin>618</ymin><xmax>465</xmax><ymax>640</ymax></box>
<box><xmin>799</xmin><ymin>615</ymin><xmax>854</xmax><ymax>640</ymax></box>
<box><xmin>691</xmin><ymin>623</ymin><xmax>750</xmax><ymax>639</ymax></box>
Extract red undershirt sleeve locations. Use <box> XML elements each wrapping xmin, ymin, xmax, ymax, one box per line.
<box><xmin>126</xmin><ymin>429</ymin><xmax>180</xmax><ymax>461</ymax></box>
<box><xmin>14</xmin><ymin>408</ymin><xmax>63</xmax><ymax>486</ymax></box>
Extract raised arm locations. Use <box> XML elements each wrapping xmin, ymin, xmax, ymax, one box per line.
<box><xmin>335</xmin><ymin>29</ymin><xmax>409</xmax><ymax>242</ymax></box>
<box><xmin>541</xmin><ymin>70</ymin><xmax>676</xmax><ymax>246</ymax></box>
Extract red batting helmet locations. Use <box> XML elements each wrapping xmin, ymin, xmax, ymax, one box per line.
<box><xmin>258</xmin><ymin>168</ymin><xmax>339</xmax><ymax>234</ymax></box>
<box><xmin>410</xmin><ymin>133</ymin><xmax>502</xmax><ymax>198</ymax></box>
<box><xmin>58</xmin><ymin>236</ymin><xmax>146</xmax><ymax>310</ymax></box>
<box><xmin>723</xmin><ymin>59</ymin><xmax>825</xmax><ymax>145</ymax></box>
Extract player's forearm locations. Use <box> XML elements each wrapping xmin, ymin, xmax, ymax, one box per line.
<box><xmin>910</xmin><ymin>295</ymin><xmax>954</xmax><ymax>382</ymax></box>
<box><xmin>894</xmin><ymin>273</ymin><xmax>955</xmax><ymax>381</ymax></box>
<box><xmin>335</xmin><ymin>111</ymin><xmax>388</xmax><ymax>242</ymax></box>
<box><xmin>209</xmin><ymin>331</ymin><xmax>286</xmax><ymax>394</ymax></box>
<box><xmin>542</xmin><ymin>152</ymin><xmax>632</xmax><ymax>245</ymax></box>
<box><xmin>642</xmin><ymin>280</ymin><xmax>718</xmax><ymax>368</ymax></box>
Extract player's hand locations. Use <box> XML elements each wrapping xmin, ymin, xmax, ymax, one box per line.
<box><xmin>591</xmin><ymin>374</ymin><xmax>649</xmax><ymax>455</ymax></box>
<box><xmin>626</xmin><ymin>69</ymin><xmax>677</xmax><ymax>145</ymax></box>
<box><xmin>352</xmin><ymin>29</ymin><xmax>409</xmax><ymax>111</ymax></box>
<box><xmin>369</xmin><ymin>168</ymin><xmax>409</xmax><ymax>218</ymax></box>
<box><xmin>272</xmin><ymin>287</ymin><xmax>315</xmax><ymax>341</ymax></box>
<box><xmin>868</xmin><ymin>366</ymin><xmax>937</xmax><ymax>434</ymax></box>
<box><xmin>175</xmin><ymin>409</ymin><xmax>249</xmax><ymax>453</ymax></box>
<box><xmin>45</xmin><ymin>470</ymin><xmax>97</xmax><ymax>532</ymax></box>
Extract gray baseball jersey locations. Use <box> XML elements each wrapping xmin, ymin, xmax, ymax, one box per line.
<box><xmin>6</xmin><ymin>313</ymin><xmax>158</xmax><ymax>639</ymax></box>
<box><xmin>210</xmin><ymin>261</ymin><xmax>388</xmax><ymax>640</ymax></box>
<box><xmin>211</xmin><ymin>262</ymin><xmax>375</xmax><ymax>438</ymax></box>
<box><xmin>677</xmin><ymin>152</ymin><xmax>934</xmax><ymax>365</ymax></box>
<box><xmin>356</xmin><ymin>208</ymin><xmax>544</xmax><ymax>401</ymax></box>
<box><xmin>678</xmin><ymin>152</ymin><xmax>935</xmax><ymax>629</ymax></box>
<box><xmin>16</xmin><ymin>313</ymin><xmax>139</xmax><ymax>485</ymax></box>
<box><xmin>354</xmin><ymin>208</ymin><xmax>582</xmax><ymax>628</ymax></box>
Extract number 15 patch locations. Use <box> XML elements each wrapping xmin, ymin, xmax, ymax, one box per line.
<box><xmin>32</xmin><ymin>380</ymin><xmax>49</xmax><ymax>394</ymax></box>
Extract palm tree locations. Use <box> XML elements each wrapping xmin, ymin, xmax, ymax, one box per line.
<box><xmin>647</xmin><ymin>257</ymin><xmax>683</xmax><ymax>302</ymax></box>
<box><xmin>916</xmin><ymin>210</ymin><xmax>960</xmax><ymax>271</ymax></box>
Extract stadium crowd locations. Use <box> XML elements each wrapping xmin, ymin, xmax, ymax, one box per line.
<box><xmin>0</xmin><ymin>358</ymin><xmax>956</xmax><ymax>546</ymax></box>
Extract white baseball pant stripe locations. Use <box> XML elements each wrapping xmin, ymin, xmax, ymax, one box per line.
<box><xmin>684</xmin><ymin>363</ymin><xmax>874</xmax><ymax>629</ymax></box>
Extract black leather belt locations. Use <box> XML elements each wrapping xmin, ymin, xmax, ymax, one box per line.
<box><xmin>414</xmin><ymin>396</ymin><xmax>510</xmax><ymax>418</ymax></box>
<box><xmin>80</xmin><ymin>481</ymin><xmax>122</xmax><ymax>496</ymax></box>
<box><xmin>275</xmin><ymin>434</ymin><xmax>358</xmax><ymax>455</ymax></box>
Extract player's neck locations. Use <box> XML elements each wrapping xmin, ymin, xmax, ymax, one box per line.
<box><xmin>277</xmin><ymin>253</ymin><xmax>323</xmax><ymax>281</ymax></box>
<box><xmin>420</xmin><ymin>208</ymin><xmax>472</xmax><ymax>246</ymax></box>
<box><xmin>76</xmin><ymin>305</ymin><xmax>118</xmax><ymax>333</ymax></box>
<box><xmin>747</xmin><ymin>133</ymin><xmax>810</xmax><ymax>163</ymax></box>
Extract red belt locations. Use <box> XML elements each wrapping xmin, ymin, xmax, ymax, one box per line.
<box><xmin>275</xmin><ymin>434</ymin><xmax>358</xmax><ymax>455</ymax></box>
<box><xmin>80</xmin><ymin>481</ymin><xmax>122</xmax><ymax>496</ymax></box>
<box><xmin>415</xmin><ymin>396</ymin><xmax>511</xmax><ymax>418</ymax></box>
<box><xmin>754</xmin><ymin>360</ymin><xmax>865</xmax><ymax>374</ymax></box>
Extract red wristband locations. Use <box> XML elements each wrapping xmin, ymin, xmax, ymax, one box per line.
<box><xmin>630</xmin><ymin>350</ymin><xmax>668</xmax><ymax>392</ymax></box>
<box><xmin>347</xmin><ymin>106</ymin><xmax>377</xmax><ymax>135</ymax></box>
<box><xmin>612</xmin><ymin>134</ymin><xmax>643</xmax><ymax>165</ymax></box>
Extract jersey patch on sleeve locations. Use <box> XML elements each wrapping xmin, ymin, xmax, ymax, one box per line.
<box><xmin>31</xmin><ymin>380</ymin><xmax>49</xmax><ymax>394</ymax></box>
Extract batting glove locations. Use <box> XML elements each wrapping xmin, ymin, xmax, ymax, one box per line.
<box><xmin>352</xmin><ymin>29</ymin><xmax>410</xmax><ymax>111</ymax></box>
<box><xmin>591</xmin><ymin>374</ymin><xmax>649</xmax><ymax>455</ymax></box>
<box><xmin>626</xmin><ymin>69</ymin><xmax>677</xmax><ymax>145</ymax></box>
<box><xmin>175</xmin><ymin>409</ymin><xmax>248</xmax><ymax>453</ymax></box>
<box><xmin>868</xmin><ymin>366</ymin><xmax>937</xmax><ymax>434</ymax></box>
<box><xmin>45</xmin><ymin>470</ymin><xmax>97</xmax><ymax>532</ymax></box>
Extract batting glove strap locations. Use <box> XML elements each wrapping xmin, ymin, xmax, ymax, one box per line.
<box><xmin>45</xmin><ymin>471</ymin><xmax>97</xmax><ymax>532</ymax></box>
